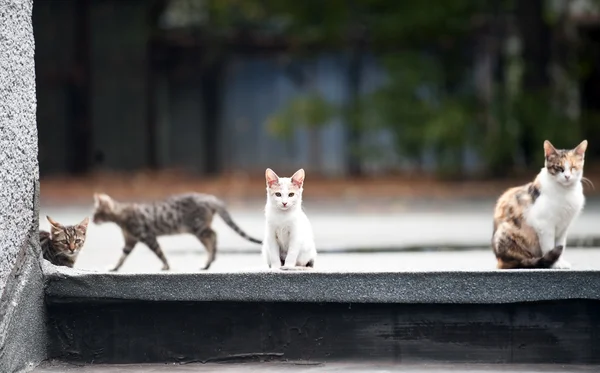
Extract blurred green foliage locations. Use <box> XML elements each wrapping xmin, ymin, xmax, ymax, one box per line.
<box><xmin>267</xmin><ymin>93</ymin><xmax>338</xmax><ymax>138</ymax></box>
<box><xmin>167</xmin><ymin>0</ymin><xmax>600</xmax><ymax>177</ymax></box>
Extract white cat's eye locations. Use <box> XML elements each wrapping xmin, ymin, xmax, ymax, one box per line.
<box><xmin>288</xmin><ymin>193</ymin><xmax>295</xmax><ymax>197</ymax></box>
<box><xmin>275</xmin><ymin>192</ymin><xmax>281</xmax><ymax>197</ymax></box>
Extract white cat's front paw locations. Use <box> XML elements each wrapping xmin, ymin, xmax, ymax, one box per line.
<box><xmin>552</xmin><ymin>259</ymin><xmax>572</xmax><ymax>269</ymax></box>
<box><xmin>280</xmin><ymin>266</ymin><xmax>296</xmax><ymax>271</ymax></box>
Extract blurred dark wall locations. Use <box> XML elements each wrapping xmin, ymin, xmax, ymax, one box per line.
<box><xmin>35</xmin><ymin>0</ymin><xmax>152</xmax><ymax>176</ymax></box>
<box><xmin>33</xmin><ymin>0</ymin><xmax>367</xmax><ymax>178</ymax></box>
<box><xmin>33</xmin><ymin>1</ymin><xmax>600</xmax><ymax>178</ymax></box>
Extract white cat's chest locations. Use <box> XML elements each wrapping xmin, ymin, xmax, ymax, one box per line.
<box><xmin>275</xmin><ymin>225</ymin><xmax>292</xmax><ymax>249</ymax></box>
<box><xmin>526</xmin><ymin>189</ymin><xmax>584</xmax><ymax>229</ymax></box>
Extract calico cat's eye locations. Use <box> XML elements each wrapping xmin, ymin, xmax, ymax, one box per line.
<box><xmin>557</xmin><ymin>166</ymin><xmax>565</xmax><ymax>173</ymax></box>
<box><xmin>288</xmin><ymin>193</ymin><xmax>295</xmax><ymax>197</ymax></box>
<box><xmin>275</xmin><ymin>192</ymin><xmax>281</xmax><ymax>197</ymax></box>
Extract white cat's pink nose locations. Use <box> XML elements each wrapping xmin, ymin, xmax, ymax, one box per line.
<box><xmin>282</xmin><ymin>202</ymin><xmax>287</xmax><ymax>207</ymax></box>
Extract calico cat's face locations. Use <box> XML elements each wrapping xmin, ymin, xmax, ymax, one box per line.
<box><xmin>47</xmin><ymin>216</ymin><xmax>89</xmax><ymax>257</ymax></box>
<box><xmin>265</xmin><ymin>168</ymin><xmax>305</xmax><ymax>211</ymax></box>
<box><xmin>544</xmin><ymin>140</ymin><xmax>588</xmax><ymax>187</ymax></box>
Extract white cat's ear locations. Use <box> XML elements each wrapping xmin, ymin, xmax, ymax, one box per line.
<box><xmin>265</xmin><ymin>168</ymin><xmax>279</xmax><ymax>187</ymax></box>
<box><xmin>46</xmin><ymin>216</ymin><xmax>63</xmax><ymax>230</ymax></box>
<box><xmin>79</xmin><ymin>217</ymin><xmax>90</xmax><ymax>229</ymax></box>
<box><xmin>544</xmin><ymin>140</ymin><xmax>558</xmax><ymax>158</ymax></box>
<box><xmin>574</xmin><ymin>139</ymin><xmax>588</xmax><ymax>157</ymax></box>
<box><xmin>291</xmin><ymin>168</ymin><xmax>305</xmax><ymax>188</ymax></box>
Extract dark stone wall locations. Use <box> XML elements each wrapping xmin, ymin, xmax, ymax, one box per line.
<box><xmin>47</xmin><ymin>299</ymin><xmax>600</xmax><ymax>364</ymax></box>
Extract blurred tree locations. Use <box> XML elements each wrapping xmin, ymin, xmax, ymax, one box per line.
<box><xmin>158</xmin><ymin>0</ymin><xmax>600</xmax><ymax>178</ymax></box>
<box><xmin>267</xmin><ymin>92</ymin><xmax>337</xmax><ymax>170</ymax></box>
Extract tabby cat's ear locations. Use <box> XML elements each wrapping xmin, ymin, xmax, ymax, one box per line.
<box><xmin>544</xmin><ymin>140</ymin><xmax>558</xmax><ymax>158</ymax></box>
<box><xmin>46</xmin><ymin>216</ymin><xmax>63</xmax><ymax>230</ymax></box>
<box><xmin>79</xmin><ymin>217</ymin><xmax>90</xmax><ymax>230</ymax></box>
<box><xmin>291</xmin><ymin>168</ymin><xmax>305</xmax><ymax>188</ymax></box>
<box><xmin>574</xmin><ymin>140</ymin><xmax>588</xmax><ymax>157</ymax></box>
<box><xmin>265</xmin><ymin>168</ymin><xmax>279</xmax><ymax>187</ymax></box>
<box><xmin>94</xmin><ymin>193</ymin><xmax>113</xmax><ymax>208</ymax></box>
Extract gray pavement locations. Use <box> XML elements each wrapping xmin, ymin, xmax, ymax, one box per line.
<box><xmin>33</xmin><ymin>362</ymin><xmax>600</xmax><ymax>372</ymax></box>
<box><xmin>39</xmin><ymin>198</ymin><xmax>600</xmax><ymax>273</ymax></box>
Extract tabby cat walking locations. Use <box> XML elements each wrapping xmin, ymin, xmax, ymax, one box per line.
<box><xmin>92</xmin><ymin>193</ymin><xmax>262</xmax><ymax>271</ymax></box>
<box><xmin>40</xmin><ymin>216</ymin><xmax>89</xmax><ymax>268</ymax></box>
<box><xmin>492</xmin><ymin>140</ymin><xmax>588</xmax><ymax>269</ymax></box>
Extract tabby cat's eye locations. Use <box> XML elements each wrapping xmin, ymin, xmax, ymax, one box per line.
<box><xmin>275</xmin><ymin>192</ymin><xmax>281</xmax><ymax>197</ymax></box>
<box><xmin>288</xmin><ymin>193</ymin><xmax>295</xmax><ymax>197</ymax></box>
<box><xmin>75</xmin><ymin>239</ymin><xmax>82</xmax><ymax>244</ymax></box>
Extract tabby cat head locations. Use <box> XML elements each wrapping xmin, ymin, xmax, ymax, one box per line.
<box><xmin>265</xmin><ymin>168</ymin><xmax>305</xmax><ymax>211</ymax></box>
<box><xmin>544</xmin><ymin>140</ymin><xmax>588</xmax><ymax>187</ymax></box>
<box><xmin>47</xmin><ymin>216</ymin><xmax>89</xmax><ymax>256</ymax></box>
<box><xmin>92</xmin><ymin>193</ymin><xmax>117</xmax><ymax>224</ymax></box>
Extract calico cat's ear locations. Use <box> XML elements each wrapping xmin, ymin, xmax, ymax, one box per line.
<box><xmin>265</xmin><ymin>168</ymin><xmax>279</xmax><ymax>187</ymax></box>
<box><xmin>544</xmin><ymin>140</ymin><xmax>558</xmax><ymax>158</ymax></box>
<box><xmin>46</xmin><ymin>216</ymin><xmax>63</xmax><ymax>230</ymax></box>
<box><xmin>574</xmin><ymin>140</ymin><xmax>588</xmax><ymax>157</ymax></box>
<box><xmin>291</xmin><ymin>168</ymin><xmax>305</xmax><ymax>188</ymax></box>
<box><xmin>79</xmin><ymin>217</ymin><xmax>90</xmax><ymax>230</ymax></box>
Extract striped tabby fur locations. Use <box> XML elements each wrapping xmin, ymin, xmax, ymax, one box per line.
<box><xmin>40</xmin><ymin>216</ymin><xmax>89</xmax><ymax>268</ymax></box>
<box><xmin>92</xmin><ymin>193</ymin><xmax>262</xmax><ymax>271</ymax></box>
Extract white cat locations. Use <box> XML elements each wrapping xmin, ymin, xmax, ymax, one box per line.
<box><xmin>262</xmin><ymin>168</ymin><xmax>317</xmax><ymax>270</ymax></box>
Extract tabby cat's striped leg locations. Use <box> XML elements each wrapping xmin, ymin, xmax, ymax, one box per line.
<box><xmin>111</xmin><ymin>239</ymin><xmax>137</xmax><ymax>272</ymax></box>
<box><xmin>142</xmin><ymin>236</ymin><xmax>170</xmax><ymax>270</ymax></box>
<box><xmin>197</xmin><ymin>228</ymin><xmax>217</xmax><ymax>270</ymax></box>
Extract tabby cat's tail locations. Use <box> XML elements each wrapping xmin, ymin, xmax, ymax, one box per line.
<box><xmin>213</xmin><ymin>203</ymin><xmax>263</xmax><ymax>245</ymax></box>
<box><xmin>498</xmin><ymin>245</ymin><xmax>563</xmax><ymax>269</ymax></box>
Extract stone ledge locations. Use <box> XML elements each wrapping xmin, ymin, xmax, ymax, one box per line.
<box><xmin>44</xmin><ymin>265</ymin><xmax>600</xmax><ymax>304</ymax></box>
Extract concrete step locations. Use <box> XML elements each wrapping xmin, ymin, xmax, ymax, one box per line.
<box><xmin>43</xmin><ymin>264</ymin><xmax>600</xmax><ymax>366</ymax></box>
<box><xmin>33</xmin><ymin>361</ymin><xmax>600</xmax><ymax>373</ymax></box>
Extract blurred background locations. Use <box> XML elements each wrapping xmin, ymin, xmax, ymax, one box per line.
<box><xmin>33</xmin><ymin>0</ymin><xmax>600</xmax><ymax>272</ymax></box>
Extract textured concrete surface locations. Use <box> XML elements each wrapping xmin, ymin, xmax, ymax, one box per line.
<box><xmin>45</xmin><ymin>263</ymin><xmax>600</xmax><ymax>303</ymax></box>
<box><xmin>32</xmin><ymin>362</ymin><xmax>600</xmax><ymax>372</ymax></box>
<box><xmin>39</xmin><ymin>198</ymin><xmax>600</xmax><ymax>272</ymax></box>
<box><xmin>0</xmin><ymin>1</ymin><xmax>45</xmax><ymax>372</ymax></box>
<box><xmin>0</xmin><ymin>0</ymin><xmax>38</xmax><ymax>295</ymax></box>
<box><xmin>0</xmin><ymin>216</ymin><xmax>47</xmax><ymax>373</ymax></box>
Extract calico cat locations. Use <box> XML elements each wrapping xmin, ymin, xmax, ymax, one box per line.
<box><xmin>262</xmin><ymin>168</ymin><xmax>317</xmax><ymax>270</ymax></box>
<box><xmin>92</xmin><ymin>192</ymin><xmax>262</xmax><ymax>271</ymax></box>
<box><xmin>492</xmin><ymin>140</ymin><xmax>588</xmax><ymax>269</ymax></box>
<box><xmin>40</xmin><ymin>216</ymin><xmax>89</xmax><ymax>268</ymax></box>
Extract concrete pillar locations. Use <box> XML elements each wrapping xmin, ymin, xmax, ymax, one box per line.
<box><xmin>0</xmin><ymin>0</ymin><xmax>39</xmax><ymax>299</ymax></box>
<box><xmin>0</xmin><ymin>0</ymin><xmax>46</xmax><ymax>371</ymax></box>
